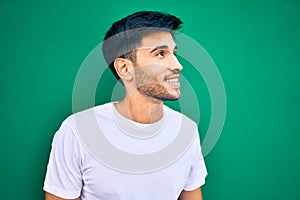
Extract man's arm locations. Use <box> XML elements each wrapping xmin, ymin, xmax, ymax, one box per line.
<box><xmin>45</xmin><ymin>192</ymin><xmax>80</xmax><ymax>200</ymax></box>
<box><xmin>178</xmin><ymin>187</ymin><xmax>203</xmax><ymax>200</ymax></box>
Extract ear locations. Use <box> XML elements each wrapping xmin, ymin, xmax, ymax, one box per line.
<box><xmin>114</xmin><ymin>58</ymin><xmax>133</xmax><ymax>81</ymax></box>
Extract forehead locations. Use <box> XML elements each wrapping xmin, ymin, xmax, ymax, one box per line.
<box><xmin>139</xmin><ymin>31</ymin><xmax>176</xmax><ymax>49</ymax></box>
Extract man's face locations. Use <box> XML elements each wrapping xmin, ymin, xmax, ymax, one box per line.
<box><xmin>133</xmin><ymin>31</ymin><xmax>183</xmax><ymax>101</ymax></box>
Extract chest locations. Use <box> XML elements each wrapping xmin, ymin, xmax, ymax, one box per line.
<box><xmin>80</xmin><ymin>153</ymin><xmax>192</xmax><ymax>199</ymax></box>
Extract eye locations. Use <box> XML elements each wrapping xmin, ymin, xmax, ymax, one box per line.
<box><xmin>156</xmin><ymin>50</ymin><xmax>165</xmax><ymax>57</ymax></box>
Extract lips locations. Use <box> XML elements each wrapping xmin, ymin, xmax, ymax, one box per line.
<box><xmin>166</xmin><ymin>77</ymin><xmax>180</xmax><ymax>88</ymax></box>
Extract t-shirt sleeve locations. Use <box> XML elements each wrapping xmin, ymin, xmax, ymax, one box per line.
<box><xmin>43</xmin><ymin>119</ymin><xmax>83</xmax><ymax>199</ymax></box>
<box><xmin>183</xmin><ymin>131</ymin><xmax>208</xmax><ymax>191</ymax></box>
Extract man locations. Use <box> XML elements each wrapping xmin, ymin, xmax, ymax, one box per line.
<box><xmin>44</xmin><ymin>11</ymin><xmax>207</xmax><ymax>200</ymax></box>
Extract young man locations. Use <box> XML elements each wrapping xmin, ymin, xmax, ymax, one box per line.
<box><xmin>44</xmin><ymin>11</ymin><xmax>207</xmax><ymax>200</ymax></box>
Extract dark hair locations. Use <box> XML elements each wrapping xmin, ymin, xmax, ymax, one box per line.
<box><xmin>102</xmin><ymin>11</ymin><xmax>183</xmax><ymax>80</ymax></box>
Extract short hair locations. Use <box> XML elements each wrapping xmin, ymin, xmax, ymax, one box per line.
<box><xmin>102</xmin><ymin>11</ymin><xmax>183</xmax><ymax>80</ymax></box>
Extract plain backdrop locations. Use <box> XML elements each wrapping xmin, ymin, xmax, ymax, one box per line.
<box><xmin>0</xmin><ymin>0</ymin><xmax>299</xmax><ymax>199</ymax></box>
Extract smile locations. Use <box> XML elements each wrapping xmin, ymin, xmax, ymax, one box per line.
<box><xmin>166</xmin><ymin>78</ymin><xmax>180</xmax><ymax>88</ymax></box>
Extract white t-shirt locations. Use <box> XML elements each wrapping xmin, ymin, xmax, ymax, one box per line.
<box><xmin>43</xmin><ymin>103</ymin><xmax>207</xmax><ymax>199</ymax></box>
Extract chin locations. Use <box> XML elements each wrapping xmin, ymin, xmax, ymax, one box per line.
<box><xmin>137</xmin><ymin>84</ymin><xmax>181</xmax><ymax>101</ymax></box>
<box><xmin>158</xmin><ymin>90</ymin><xmax>181</xmax><ymax>101</ymax></box>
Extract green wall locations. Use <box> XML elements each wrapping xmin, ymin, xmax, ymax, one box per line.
<box><xmin>1</xmin><ymin>0</ymin><xmax>299</xmax><ymax>199</ymax></box>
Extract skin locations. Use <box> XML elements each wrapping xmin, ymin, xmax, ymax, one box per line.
<box><xmin>45</xmin><ymin>192</ymin><xmax>79</xmax><ymax>200</ymax></box>
<box><xmin>45</xmin><ymin>30</ymin><xmax>202</xmax><ymax>200</ymax></box>
<box><xmin>114</xmin><ymin>30</ymin><xmax>183</xmax><ymax>124</ymax></box>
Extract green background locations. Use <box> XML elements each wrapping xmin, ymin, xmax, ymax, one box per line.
<box><xmin>1</xmin><ymin>0</ymin><xmax>299</xmax><ymax>199</ymax></box>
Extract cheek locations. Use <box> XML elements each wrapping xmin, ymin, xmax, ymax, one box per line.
<box><xmin>139</xmin><ymin>63</ymin><xmax>168</xmax><ymax>78</ymax></box>
<box><xmin>135</xmin><ymin>67</ymin><xmax>165</xmax><ymax>85</ymax></box>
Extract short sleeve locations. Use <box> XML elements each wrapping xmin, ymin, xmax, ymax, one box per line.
<box><xmin>43</xmin><ymin>119</ymin><xmax>83</xmax><ymax>199</ymax></box>
<box><xmin>183</xmin><ymin>132</ymin><xmax>208</xmax><ymax>191</ymax></box>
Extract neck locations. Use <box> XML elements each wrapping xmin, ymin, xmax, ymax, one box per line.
<box><xmin>115</xmin><ymin>90</ymin><xmax>164</xmax><ymax>124</ymax></box>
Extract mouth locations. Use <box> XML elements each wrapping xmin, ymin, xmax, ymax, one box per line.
<box><xmin>165</xmin><ymin>77</ymin><xmax>180</xmax><ymax>89</ymax></box>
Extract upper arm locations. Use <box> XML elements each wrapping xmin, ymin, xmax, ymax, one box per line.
<box><xmin>178</xmin><ymin>187</ymin><xmax>202</xmax><ymax>200</ymax></box>
<box><xmin>45</xmin><ymin>192</ymin><xmax>80</xmax><ymax>200</ymax></box>
<box><xmin>43</xmin><ymin>122</ymin><xmax>83</xmax><ymax>198</ymax></box>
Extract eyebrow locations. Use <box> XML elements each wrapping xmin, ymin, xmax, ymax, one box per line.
<box><xmin>149</xmin><ymin>45</ymin><xmax>177</xmax><ymax>54</ymax></box>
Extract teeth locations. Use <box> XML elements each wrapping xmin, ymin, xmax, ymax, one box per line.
<box><xmin>166</xmin><ymin>78</ymin><xmax>179</xmax><ymax>83</ymax></box>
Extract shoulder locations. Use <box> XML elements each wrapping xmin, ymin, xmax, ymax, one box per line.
<box><xmin>53</xmin><ymin>103</ymin><xmax>113</xmax><ymax>144</ymax></box>
<box><xmin>64</xmin><ymin>102</ymin><xmax>114</xmax><ymax>127</ymax></box>
<box><xmin>163</xmin><ymin>105</ymin><xmax>198</xmax><ymax>130</ymax></box>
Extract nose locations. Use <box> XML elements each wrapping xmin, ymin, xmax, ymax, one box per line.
<box><xmin>169</xmin><ymin>54</ymin><xmax>183</xmax><ymax>72</ymax></box>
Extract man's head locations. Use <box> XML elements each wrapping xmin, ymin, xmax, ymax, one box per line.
<box><xmin>102</xmin><ymin>11</ymin><xmax>183</xmax><ymax>101</ymax></box>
